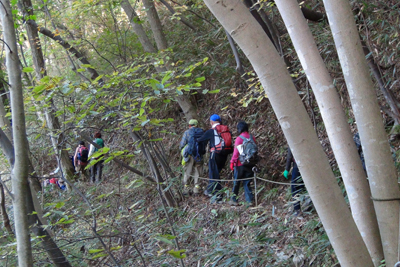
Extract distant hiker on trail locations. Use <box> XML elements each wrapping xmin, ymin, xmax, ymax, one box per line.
<box><xmin>229</xmin><ymin>121</ymin><xmax>258</xmax><ymax>206</ymax></box>
<box><xmin>88</xmin><ymin>132</ymin><xmax>105</xmax><ymax>183</ymax></box>
<box><xmin>74</xmin><ymin>141</ymin><xmax>89</xmax><ymax>180</ymax></box>
<box><xmin>283</xmin><ymin>147</ymin><xmax>305</xmax><ymax>215</ymax></box>
<box><xmin>179</xmin><ymin>119</ymin><xmax>206</xmax><ymax>195</ymax></box>
<box><xmin>44</xmin><ymin>178</ymin><xmax>66</xmax><ymax>191</ymax></box>
<box><xmin>197</xmin><ymin>114</ymin><xmax>233</xmax><ymax>204</ymax></box>
<box><xmin>353</xmin><ymin>133</ymin><xmax>366</xmax><ymax>173</ymax></box>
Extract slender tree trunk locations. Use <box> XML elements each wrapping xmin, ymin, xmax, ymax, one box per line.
<box><xmin>275</xmin><ymin>0</ymin><xmax>383</xmax><ymax>264</ymax></box>
<box><xmin>0</xmin><ymin>0</ymin><xmax>33</xmax><ymax>265</ymax></box>
<box><xmin>203</xmin><ymin>0</ymin><xmax>374</xmax><ymax>266</ymax></box>
<box><xmin>142</xmin><ymin>0</ymin><xmax>168</xmax><ymax>50</ymax></box>
<box><xmin>323</xmin><ymin>1</ymin><xmax>400</xmax><ymax>266</ymax></box>
<box><xmin>19</xmin><ymin>0</ymin><xmax>75</xmax><ymax>182</ymax></box>
<box><xmin>121</xmin><ymin>0</ymin><xmax>158</xmax><ymax>53</ymax></box>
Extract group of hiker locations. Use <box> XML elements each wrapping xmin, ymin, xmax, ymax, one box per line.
<box><xmin>180</xmin><ymin>114</ymin><xmax>306</xmax><ymax>213</ymax></box>
<box><xmin>180</xmin><ymin>114</ymin><xmax>263</xmax><ymax>206</ymax></box>
<box><xmin>73</xmin><ymin>132</ymin><xmax>105</xmax><ymax>183</ymax></box>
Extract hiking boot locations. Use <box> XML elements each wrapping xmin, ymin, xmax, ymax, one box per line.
<box><xmin>203</xmin><ymin>190</ymin><xmax>212</xmax><ymax>197</ymax></box>
<box><xmin>228</xmin><ymin>200</ymin><xmax>239</xmax><ymax>206</ymax></box>
<box><xmin>193</xmin><ymin>184</ymin><xmax>201</xmax><ymax>194</ymax></box>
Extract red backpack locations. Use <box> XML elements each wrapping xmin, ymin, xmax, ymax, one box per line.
<box><xmin>211</xmin><ymin>125</ymin><xmax>233</xmax><ymax>155</ymax></box>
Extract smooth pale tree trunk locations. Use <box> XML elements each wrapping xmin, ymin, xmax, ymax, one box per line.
<box><xmin>323</xmin><ymin>1</ymin><xmax>400</xmax><ymax>266</ymax></box>
<box><xmin>122</xmin><ymin>0</ymin><xmax>198</xmax><ymax>122</ymax></box>
<box><xmin>19</xmin><ymin>0</ymin><xmax>75</xmax><ymax>182</ymax></box>
<box><xmin>275</xmin><ymin>0</ymin><xmax>383</xmax><ymax>265</ymax></box>
<box><xmin>202</xmin><ymin>0</ymin><xmax>374</xmax><ymax>266</ymax></box>
<box><xmin>0</xmin><ymin>0</ymin><xmax>33</xmax><ymax>265</ymax></box>
<box><xmin>142</xmin><ymin>0</ymin><xmax>168</xmax><ymax>50</ymax></box>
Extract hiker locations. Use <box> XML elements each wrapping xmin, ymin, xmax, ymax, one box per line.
<box><xmin>353</xmin><ymin>133</ymin><xmax>366</xmax><ymax>173</ymax></box>
<box><xmin>88</xmin><ymin>132</ymin><xmax>105</xmax><ymax>183</ymax></box>
<box><xmin>229</xmin><ymin>121</ymin><xmax>258</xmax><ymax>206</ymax></box>
<box><xmin>74</xmin><ymin>141</ymin><xmax>89</xmax><ymax>180</ymax></box>
<box><xmin>283</xmin><ymin>147</ymin><xmax>305</xmax><ymax>215</ymax></box>
<box><xmin>197</xmin><ymin>114</ymin><xmax>233</xmax><ymax>203</ymax></box>
<box><xmin>44</xmin><ymin>178</ymin><xmax>66</xmax><ymax>190</ymax></box>
<box><xmin>179</xmin><ymin>119</ymin><xmax>206</xmax><ymax>195</ymax></box>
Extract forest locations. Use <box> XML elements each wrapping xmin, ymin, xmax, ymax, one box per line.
<box><xmin>0</xmin><ymin>0</ymin><xmax>399</xmax><ymax>266</ymax></box>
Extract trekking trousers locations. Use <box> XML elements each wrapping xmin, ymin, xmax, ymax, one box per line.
<box><xmin>207</xmin><ymin>152</ymin><xmax>228</xmax><ymax>199</ymax></box>
<box><xmin>232</xmin><ymin>165</ymin><xmax>254</xmax><ymax>203</ymax></box>
<box><xmin>291</xmin><ymin>162</ymin><xmax>304</xmax><ymax>211</ymax></box>
<box><xmin>183</xmin><ymin>157</ymin><xmax>203</xmax><ymax>186</ymax></box>
<box><xmin>91</xmin><ymin>160</ymin><xmax>103</xmax><ymax>183</ymax></box>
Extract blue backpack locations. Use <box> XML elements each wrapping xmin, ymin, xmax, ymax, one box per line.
<box><xmin>186</xmin><ymin>128</ymin><xmax>206</xmax><ymax>162</ymax></box>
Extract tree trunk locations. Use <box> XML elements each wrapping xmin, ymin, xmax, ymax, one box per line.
<box><xmin>120</xmin><ymin>0</ymin><xmax>158</xmax><ymax>53</ymax></box>
<box><xmin>142</xmin><ymin>0</ymin><xmax>168</xmax><ymax>50</ymax></box>
<box><xmin>323</xmin><ymin>1</ymin><xmax>400</xmax><ymax>266</ymax></box>
<box><xmin>19</xmin><ymin>0</ymin><xmax>76</xmax><ymax>182</ymax></box>
<box><xmin>203</xmin><ymin>0</ymin><xmax>374</xmax><ymax>266</ymax></box>
<box><xmin>0</xmin><ymin>0</ymin><xmax>33</xmax><ymax>265</ymax></box>
<box><xmin>275</xmin><ymin>0</ymin><xmax>383</xmax><ymax>265</ymax></box>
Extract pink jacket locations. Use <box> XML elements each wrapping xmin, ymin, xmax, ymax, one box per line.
<box><xmin>230</xmin><ymin>132</ymin><xmax>256</xmax><ymax>166</ymax></box>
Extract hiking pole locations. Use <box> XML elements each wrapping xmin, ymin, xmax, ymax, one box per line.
<box><xmin>252</xmin><ymin>166</ymin><xmax>259</xmax><ymax>207</ymax></box>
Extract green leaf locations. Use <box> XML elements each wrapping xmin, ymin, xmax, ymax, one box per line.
<box><xmin>33</xmin><ymin>84</ymin><xmax>46</xmax><ymax>94</ymax></box>
<box><xmin>90</xmin><ymin>147</ymin><xmax>110</xmax><ymax>159</ymax></box>
<box><xmin>77</xmin><ymin>68</ymin><xmax>85</xmax><ymax>72</ymax></box>
<box><xmin>89</xmin><ymin>249</ymin><xmax>105</xmax><ymax>254</ymax></box>
<box><xmin>208</xmin><ymin>89</ymin><xmax>220</xmax><ymax>94</ymax></box>
<box><xmin>22</xmin><ymin>67</ymin><xmax>34</xmax><ymax>73</ymax></box>
<box><xmin>167</xmin><ymin>249</ymin><xmax>186</xmax><ymax>259</ymax></box>
<box><xmin>133</xmin><ymin>16</ymin><xmax>144</xmax><ymax>24</ymax></box>
<box><xmin>55</xmin><ymin>202</ymin><xmax>65</xmax><ymax>209</ymax></box>
<box><xmin>195</xmin><ymin>76</ymin><xmax>205</xmax><ymax>82</ymax></box>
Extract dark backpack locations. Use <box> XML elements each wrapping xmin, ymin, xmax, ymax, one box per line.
<box><xmin>78</xmin><ymin>146</ymin><xmax>89</xmax><ymax>163</ymax></box>
<box><xmin>212</xmin><ymin>125</ymin><xmax>233</xmax><ymax>155</ymax></box>
<box><xmin>238</xmin><ymin>134</ymin><xmax>259</xmax><ymax>166</ymax></box>
<box><xmin>186</xmin><ymin>128</ymin><xmax>206</xmax><ymax>162</ymax></box>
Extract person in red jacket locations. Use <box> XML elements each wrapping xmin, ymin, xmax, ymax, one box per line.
<box><xmin>229</xmin><ymin>121</ymin><xmax>255</xmax><ymax>206</ymax></box>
